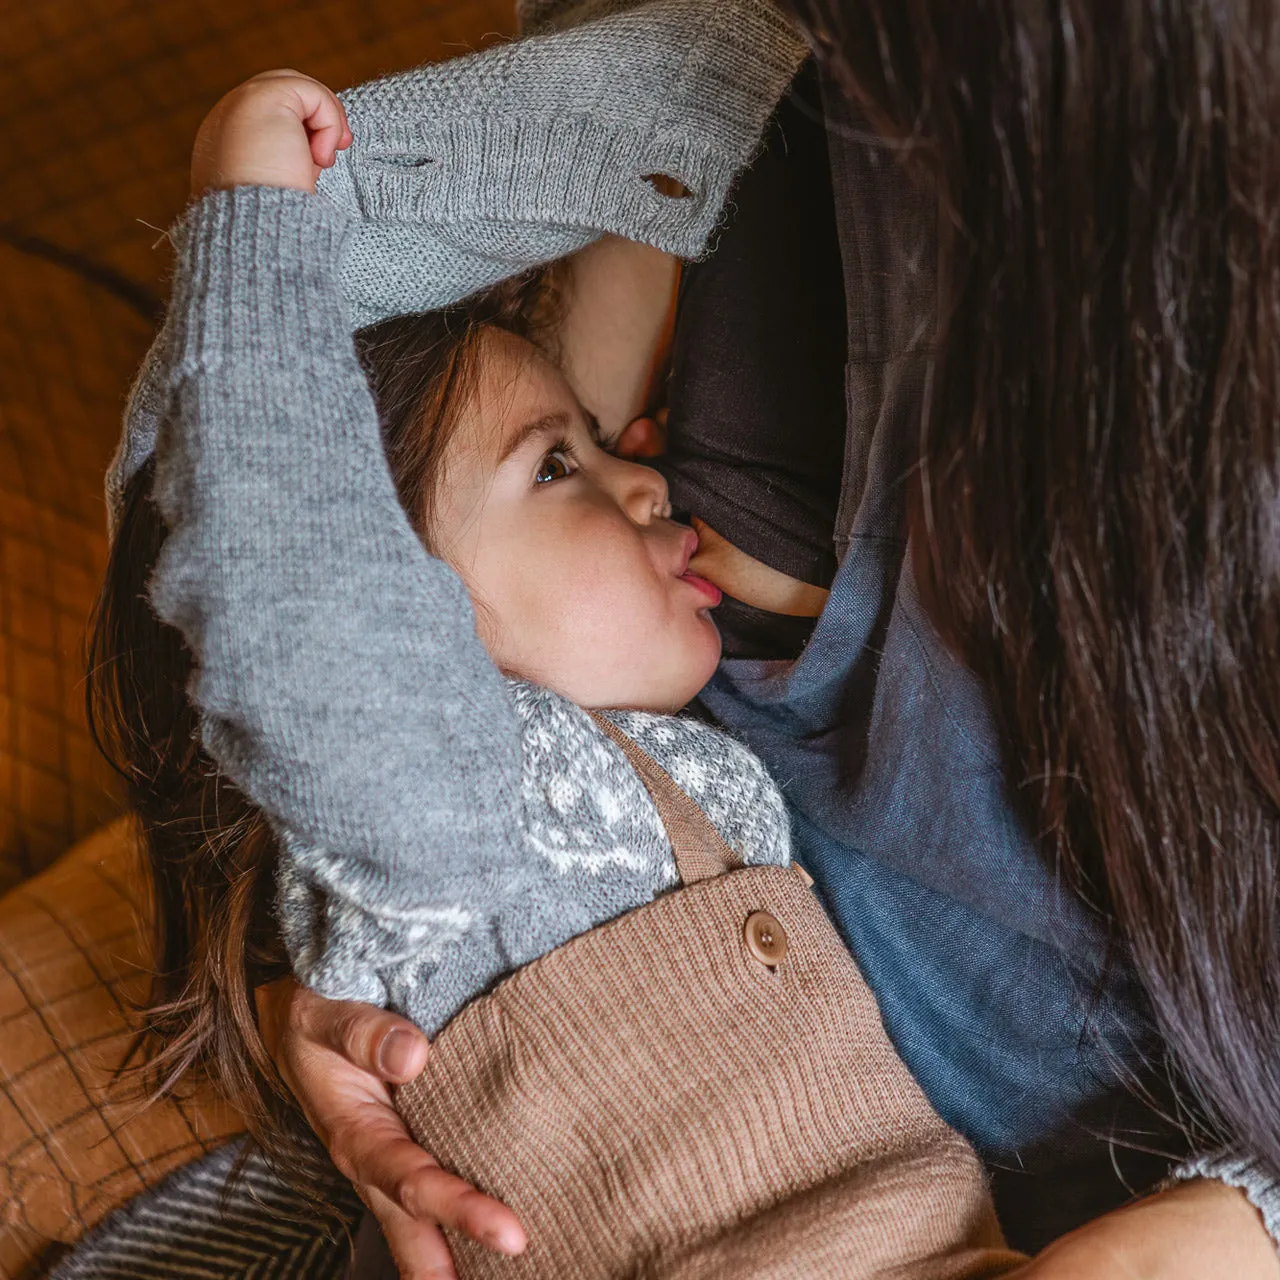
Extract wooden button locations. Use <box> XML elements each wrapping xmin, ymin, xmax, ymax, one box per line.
<box><xmin>744</xmin><ymin>911</ymin><xmax>788</xmax><ymax>967</ymax></box>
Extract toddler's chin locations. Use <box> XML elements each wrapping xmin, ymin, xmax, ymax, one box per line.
<box><xmin>674</xmin><ymin>618</ymin><xmax>723</xmax><ymax>706</ymax></box>
<box><xmin>503</xmin><ymin>615</ymin><xmax>722</xmax><ymax>714</ymax></box>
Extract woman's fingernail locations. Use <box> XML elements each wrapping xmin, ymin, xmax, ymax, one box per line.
<box><xmin>379</xmin><ymin>1029</ymin><xmax>415</xmax><ymax>1077</ymax></box>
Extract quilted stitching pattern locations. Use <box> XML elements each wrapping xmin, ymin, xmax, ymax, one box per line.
<box><xmin>0</xmin><ymin>819</ymin><xmax>243</xmax><ymax>1278</ymax></box>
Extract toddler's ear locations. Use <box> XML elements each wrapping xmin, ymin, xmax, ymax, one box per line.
<box><xmin>614</xmin><ymin>410</ymin><xmax>668</xmax><ymax>459</ymax></box>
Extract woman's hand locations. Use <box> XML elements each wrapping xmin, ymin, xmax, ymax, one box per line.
<box><xmin>190</xmin><ymin>68</ymin><xmax>352</xmax><ymax>198</ymax></box>
<box><xmin>256</xmin><ymin>979</ymin><xmax>527</xmax><ymax>1279</ymax></box>
<box><xmin>1010</xmin><ymin>1178</ymin><xmax>1279</xmax><ymax>1279</ymax></box>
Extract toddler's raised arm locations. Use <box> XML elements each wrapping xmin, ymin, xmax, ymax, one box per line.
<box><xmin>143</xmin><ymin>74</ymin><xmax>527</xmax><ymax>1008</ymax></box>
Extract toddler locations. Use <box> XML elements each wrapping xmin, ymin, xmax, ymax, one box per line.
<box><xmin>103</xmin><ymin>69</ymin><xmax>1025</xmax><ymax>1278</ymax></box>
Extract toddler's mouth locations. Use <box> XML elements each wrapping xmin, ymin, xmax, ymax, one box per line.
<box><xmin>679</xmin><ymin>568</ymin><xmax>723</xmax><ymax>606</ymax></box>
<box><xmin>678</xmin><ymin>526</ymin><xmax>723</xmax><ymax>605</ymax></box>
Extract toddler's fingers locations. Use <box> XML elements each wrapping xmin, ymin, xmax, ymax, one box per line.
<box><xmin>246</xmin><ymin>70</ymin><xmax>350</xmax><ymax>169</ymax></box>
<box><xmin>289</xmin><ymin>80</ymin><xmax>350</xmax><ymax>170</ymax></box>
<box><xmin>306</xmin><ymin>96</ymin><xmax>352</xmax><ymax>170</ymax></box>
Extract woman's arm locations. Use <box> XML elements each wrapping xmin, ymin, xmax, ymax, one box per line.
<box><xmin>1012</xmin><ymin>1178</ymin><xmax>1278</xmax><ymax>1278</ymax></box>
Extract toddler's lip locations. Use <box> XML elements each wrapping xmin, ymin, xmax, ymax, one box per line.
<box><xmin>674</xmin><ymin>521</ymin><xmax>722</xmax><ymax>604</ymax></box>
<box><xmin>678</xmin><ymin>569</ymin><xmax>723</xmax><ymax>606</ymax></box>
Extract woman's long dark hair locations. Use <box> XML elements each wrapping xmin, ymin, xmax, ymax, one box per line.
<box><xmin>782</xmin><ymin>0</ymin><xmax>1280</xmax><ymax>1165</ymax></box>
<box><xmin>86</xmin><ymin>268</ymin><xmax>555</xmax><ymax>1205</ymax></box>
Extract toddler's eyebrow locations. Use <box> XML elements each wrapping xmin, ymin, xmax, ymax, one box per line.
<box><xmin>497</xmin><ymin>410</ymin><xmax>571</xmax><ymax>465</ymax></box>
<box><xmin>497</xmin><ymin>407</ymin><xmax>602</xmax><ymax>464</ymax></box>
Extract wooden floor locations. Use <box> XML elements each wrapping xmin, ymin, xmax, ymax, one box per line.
<box><xmin>0</xmin><ymin>0</ymin><xmax>517</xmax><ymax>887</ymax></box>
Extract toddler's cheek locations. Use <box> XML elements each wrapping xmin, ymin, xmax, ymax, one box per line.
<box><xmin>676</xmin><ymin>613</ymin><xmax>723</xmax><ymax>703</ymax></box>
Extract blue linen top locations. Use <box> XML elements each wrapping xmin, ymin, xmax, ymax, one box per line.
<box><xmin>695</xmin><ymin>65</ymin><xmax>1190</xmax><ymax>1252</ymax></box>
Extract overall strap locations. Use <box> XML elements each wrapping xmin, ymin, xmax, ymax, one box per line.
<box><xmin>587</xmin><ymin>712</ymin><xmax>743</xmax><ymax>886</ymax></box>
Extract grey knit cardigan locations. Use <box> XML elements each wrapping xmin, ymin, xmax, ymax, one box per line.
<box><xmin>107</xmin><ymin>0</ymin><xmax>810</xmax><ymax>524</ymax></box>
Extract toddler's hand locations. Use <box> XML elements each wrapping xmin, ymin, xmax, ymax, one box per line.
<box><xmin>190</xmin><ymin>69</ymin><xmax>352</xmax><ymax>198</ymax></box>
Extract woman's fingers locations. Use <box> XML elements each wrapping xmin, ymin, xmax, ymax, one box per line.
<box><xmin>324</xmin><ymin>1088</ymin><xmax>527</xmax><ymax>1257</ymax></box>
<box><xmin>329</xmin><ymin>1100</ymin><xmax>524</xmax><ymax>1237</ymax></box>
<box><xmin>271</xmin><ymin>985</ymin><xmax>527</xmax><ymax>1259</ymax></box>
<box><xmin>357</xmin><ymin>1184</ymin><xmax>461</xmax><ymax>1280</ymax></box>
<box><xmin>290</xmin><ymin>986</ymin><xmax>430</xmax><ymax>1083</ymax></box>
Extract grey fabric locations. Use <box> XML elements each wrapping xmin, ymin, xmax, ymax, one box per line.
<box><xmin>1171</xmin><ymin>1150</ymin><xmax>1280</xmax><ymax>1248</ymax></box>
<box><xmin>48</xmin><ymin>1139</ymin><xmax>361</xmax><ymax>1280</ymax></box>
<box><xmin>277</xmin><ymin>674</ymin><xmax>793</xmax><ymax>1036</ymax></box>
<box><xmin>105</xmin><ymin>0</ymin><xmax>808</xmax><ymax>534</ymax></box>
<box><xmin>139</xmin><ymin>185</ymin><xmax>789</xmax><ymax>1038</ymax></box>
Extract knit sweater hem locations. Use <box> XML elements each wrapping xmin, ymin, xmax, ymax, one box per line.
<box><xmin>1169</xmin><ymin>1150</ymin><xmax>1280</xmax><ymax>1250</ymax></box>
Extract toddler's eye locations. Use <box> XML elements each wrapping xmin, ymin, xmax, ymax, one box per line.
<box><xmin>535</xmin><ymin>448</ymin><xmax>575</xmax><ymax>485</ymax></box>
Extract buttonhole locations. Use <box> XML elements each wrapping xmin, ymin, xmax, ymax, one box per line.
<box><xmin>641</xmin><ymin>172</ymin><xmax>693</xmax><ymax>200</ymax></box>
<box><xmin>373</xmin><ymin>154</ymin><xmax>437</xmax><ymax>168</ymax></box>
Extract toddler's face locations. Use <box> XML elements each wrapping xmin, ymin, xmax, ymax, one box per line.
<box><xmin>431</xmin><ymin>328</ymin><xmax>722</xmax><ymax>711</ymax></box>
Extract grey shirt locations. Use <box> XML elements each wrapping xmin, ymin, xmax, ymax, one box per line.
<box><xmin>125</xmin><ymin>0</ymin><xmax>808</xmax><ymax>1036</ymax></box>
<box><xmin>145</xmin><ymin>185</ymin><xmax>791</xmax><ymax>1036</ymax></box>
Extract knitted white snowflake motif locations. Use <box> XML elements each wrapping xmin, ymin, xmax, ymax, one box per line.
<box><xmin>598</xmin><ymin>704</ymin><xmax>793</xmax><ymax>869</ymax></box>
<box><xmin>283</xmin><ymin>680</ymin><xmax>795</xmax><ymax>1037</ymax></box>
<box><xmin>508</xmin><ymin>680</ymin><xmax>792</xmax><ymax>887</ymax></box>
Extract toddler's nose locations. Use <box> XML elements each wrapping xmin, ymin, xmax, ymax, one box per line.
<box><xmin>615</xmin><ymin>455</ymin><xmax>671</xmax><ymax>524</ymax></box>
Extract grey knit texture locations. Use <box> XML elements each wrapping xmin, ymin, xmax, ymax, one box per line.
<box><xmin>148</xmin><ymin>187</ymin><xmax>530</xmax><ymax>957</ymax></box>
<box><xmin>327</xmin><ymin>0</ymin><xmax>807</xmax><ymax>327</ymax></box>
<box><xmin>1171</xmin><ymin>1150</ymin><xmax>1280</xmax><ymax>1251</ymax></box>
<box><xmin>142</xmin><ymin>184</ymin><xmax>789</xmax><ymax>1038</ymax></box>
<box><xmin>279</xmin><ymin>680</ymin><xmax>791</xmax><ymax>1034</ymax></box>
<box><xmin>49</xmin><ymin>1138</ymin><xmax>361</xmax><ymax>1280</ymax></box>
<box><xmin>105</xmin><ymin>0</ymin><xmax>807</xmax><ymax>531</ymax></box>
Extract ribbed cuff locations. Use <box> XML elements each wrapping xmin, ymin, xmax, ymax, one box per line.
<box><xmin>1169</xmin><ymin>1150</ymin><xmax>1280</xmax><ymax>1252</ymax></box>
<box><xmin>168</xmin><ymin>186</ymin><xmax>357</xmax><ymax>376</ymax></box>
<box><xmin>349</xmin><ymin>114</ymin><xmax>745</xmax><ymax>261</ymax></box>
<box><xmin>320</xmin><ymin>0</ymin><xmax>810</xmax><ymax>299</ymax></box>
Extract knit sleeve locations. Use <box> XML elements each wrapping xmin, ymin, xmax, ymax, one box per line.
<box><xmin>1169</xmin><ymin>1149</ymin><xmax>1280</xmax><ymax>1252</ymax></box>
<box><xmin>144</xmin><ymin>184</ymin><xmax>526</xmax><ymax>1008</ymax></box>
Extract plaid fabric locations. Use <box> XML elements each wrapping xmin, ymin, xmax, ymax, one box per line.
<box><xmin>0</xmin><ymin>818</ymin><xmax>245</xmax><ymax>1277</ymax></box>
